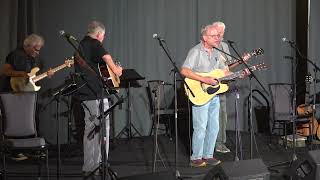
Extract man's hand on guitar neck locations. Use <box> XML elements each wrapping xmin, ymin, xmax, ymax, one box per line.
<box><xmin>47</xmin><ymin>68</ymin><xmax>54</xmax><ymax>78</ymax></box>
<box><xmin>114</xmin><ymin>66</ymin><xmax>123</xmax><ymax>77</ymax></box>
<box><xmin>242</xmin><ymin>52</ymin><xmax>251</xmax><ymax>62</ymax></box>
<box><xmin>103</xmin><ymin>54</ymin><xmax>123</xmax><ymax>77</ymax></box>
<box><xmin>228</xmin><ymin>52</ymin><xmax>251</xmax><ymax>69</ymax></box>
<box><xmin>239</xmin><ymin>68</ymin><xmax>251</xmax><ymax>79</ymax></box>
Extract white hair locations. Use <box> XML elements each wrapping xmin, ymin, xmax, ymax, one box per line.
<box><xmin>212</xmin><ymin>21</ymin><xmax>226</xmax><ymax>30</ymax></box>
<box><xmin>200</xmin><ymin>24</ymin><xmax>215</xmax><ymax>41</ymax></box>
<box><xmin>87</xmin><ymin>20</ymin><xmax>105</xmax><ymax>36</ymax></box>
<box><xmin>23</xmin><ymin>34</ymin><xmax>44</xmax><ymax>47</ymax></box>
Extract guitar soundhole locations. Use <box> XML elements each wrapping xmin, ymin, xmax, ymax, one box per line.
<box><xmin>206</xmin><ymin>86</ymin><xmax>219</xmax><ymax>94</ymax></box>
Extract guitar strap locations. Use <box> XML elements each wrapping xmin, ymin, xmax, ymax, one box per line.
<box><xmin>74</xmin><ymin>52</ymin><xmax>100</xmax><ymax>98</ymax></box>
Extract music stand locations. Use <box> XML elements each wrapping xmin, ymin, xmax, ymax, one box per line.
<box><xmin>50</xmin><ymin>78</ymin><xmax>79</xmax><ymax>180</ymax></box>
<box><xmin>116</xmin><ymin>69</ymin><xmax>145</xmax><ymax>139</ymax></box>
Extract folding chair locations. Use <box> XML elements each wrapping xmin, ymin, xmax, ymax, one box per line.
<box><xmin>0</xmin><ymin>92</ymin><xmax>49</xmax><ymax>179</ymax></box>
<box><xmin>147</xmin><ymin>80</ymin><xmax>174</xmax><ymax>137</ymax></box>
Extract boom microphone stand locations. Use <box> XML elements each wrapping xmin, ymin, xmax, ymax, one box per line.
<box><xmin>213</xmin><ymin>43</ymin><xmax>269</xmax><ymax>159</ymax></box>
<box><xmin>154</xmin><ymin>35</ymin><xmax>194</xmax><ymax>179</ymax></box>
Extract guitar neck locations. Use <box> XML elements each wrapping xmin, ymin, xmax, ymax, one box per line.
<box><xmin>305</xmin><ymin>83</ymin><xmax>310</xmax><ymax>105</ymax></box>
<box><xmin>225</xmin><ymin>53</ymin><xmax>252</xmax><ymax>65</ymax></box>
<box><xmin>218</xmin><ymin>65</ymin><xmax>259</xmax><ymax>82</ymax></box>
<box><xmin>226</xmin><ymin>58</ymin><xmax>241</xmax><ymax>66</ymax></box>
<box><xmin>32</xmin><ymin>64</ymin><xmax>67</xmax><ymax>82</ymax></box>
<box><xmin>218</xmin><ymin>71</ymin><xmax>242</xmax><ymax>81</ymax></box>
<box><xmin>225</xmin><ymin>48</ymin><xmax>263</xmax><ymax>65</ymax></box>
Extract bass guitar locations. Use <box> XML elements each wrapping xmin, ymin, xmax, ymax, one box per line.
<box><xmin>184</xmin><ymin>63</ymin><xmax>267</xmax><ymax>105</ymax></box>
<box><xmin>10</xmin><ymin>58</ymin><xmax>74</xmax><ymax>92</ymax></box>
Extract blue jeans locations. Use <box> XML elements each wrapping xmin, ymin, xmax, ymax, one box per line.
<box><xmin>216</xmin><ymin>94</ymin><xmax>227</xmax><ymax>145</ymax></box>
<box><xmin>191</xmin><ymin>96</ymin><xmax>220</xmax><ymax>160</ymax></box>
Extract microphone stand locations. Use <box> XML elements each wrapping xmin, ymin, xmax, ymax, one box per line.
<box><xmin>63</xmin><ymin>37</ymin><xmax>122</xmax><ymax>180</ymax></box>
<box><xmin>233</xmin><ymin>85</ymin><xmax>242</xmax><ymax>161</ymax></box>
<box><xmin>53</xmin><ymin>37</ymin><xmax>80</xmax><ymax>180</ymax></box>
<box><xmin>154</xmin><ymin>37</ymin><xmax>194</xmax><ymax>179</ymax></box>
<box><xmin>311</xmin><ymin>63</ymin><xmax>319</xmax><ymax>146</ymax></box>
<box><xmin>214</xmin><ymin>43</ymin><xmax>269</xmax><ymax>159</ymax></box>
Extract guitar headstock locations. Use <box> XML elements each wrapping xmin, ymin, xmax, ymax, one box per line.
<box><xmin>115</xmin><ymin>61</ymin><xmax>122</xmax><ymax>67</ymax></box>
<box><xmin>250</xmin><ymin>48</ymin><xmax>264</xmax><ymax>57</ymax></box>
<box><xmin>249</xmin><ymin>63</ymin><xmax>268</xmax><ymax>71</ymax></box>
<box><xmin>65</xmin><ymin>57</ymin><xmax>75</xmax><ymax>67</ymax></box>
<box><xmin>305</xmin><ymin>74</ymin><xmax>313</xmax><ymax>84</ymax></box>
<box><xmin>241</xmin><ymin>48</ymin><xmax>264</xmax><ymax>62</ymax></box>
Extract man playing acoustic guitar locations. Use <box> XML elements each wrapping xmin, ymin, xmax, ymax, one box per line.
<box><xmin>74</xmin><ymin>20</ymin><xmax>122</xmax><ymax>176</ymax></box>
<box><xmin>181</xmin><ymin>24</ymin><xmax>231</xmax><ymax>167</ymax></box>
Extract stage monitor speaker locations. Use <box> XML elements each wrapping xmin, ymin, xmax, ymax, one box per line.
<box><xmin>203</xmin><ymin>158</ymin><xmax>270</xmax><ymax>180</ymax></box>
<box><xmin>292</xmin><ymin>149</ymin><xmax>320</xmax><ymax>180</ymax></box>
<box><xmin>118</xmin><ymin>171</ymin><xmax>176</xmax><ymax>180</ymax></box>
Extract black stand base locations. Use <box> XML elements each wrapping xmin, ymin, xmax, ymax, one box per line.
<box><xmin>83</xmin><ymin>162</ymin><xmax>118</xmax><ymax>180</ymax></box>
<box><xmin>116</xmin><ymin>123</ymin><xmax>142</xmax><ymax>139</ymax></box>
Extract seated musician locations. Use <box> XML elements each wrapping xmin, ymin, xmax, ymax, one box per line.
<box><xmin>0</xmin><ymin>34</ymin><xmax>53</xmax><ymax>92</ymax></box>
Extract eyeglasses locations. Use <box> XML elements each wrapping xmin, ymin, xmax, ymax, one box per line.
<box><xmin>206</xmin><ymin>34</ymin><xmax>221</xmax><ymax>38</ymax></box>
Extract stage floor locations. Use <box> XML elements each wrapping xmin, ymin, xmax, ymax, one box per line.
<box><xmin>1</xmin><ymin>131</ymin><xmax>319</xmax><ymax>179</ymax></box>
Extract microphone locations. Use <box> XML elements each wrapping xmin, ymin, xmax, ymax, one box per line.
<box><xmin>152</xmin><ymin>33</ymin><xmax>165</xmax><ymax>41</ymax></box>
<box><xmin>281</xmin><ymin>37</ymin><xmax>294</xmax><ymax>44</ymax></box>
<box><xmin>59</xmin><ymin>30</ymin><xmax>77</xmax><ymax>41</ymax></box>
<box><xmin>222</xmin><ymin>39</ymin><xmax>235</xmax><ymax>44</ymax></box>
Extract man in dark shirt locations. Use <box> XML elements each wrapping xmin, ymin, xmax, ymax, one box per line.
<box><xmin>1</xmin><ymin>34</ymin><xmax>45</xmax><ymax>92</ymax></box>
<box><xmin>0</xmin><ymin>34</ymin><xmax>49</xmax><ymax>161</ymax></box>
<box><xmin>74</xmin><ymin>20</ymin><xmax>122</xmax><ymax>175</ymax></box>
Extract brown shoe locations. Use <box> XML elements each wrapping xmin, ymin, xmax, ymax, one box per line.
<box><xmin>203</xmin><ymin>157</ymin><xmax>221</xmax><ymax>166</ymax></box>
<box><xmin>190</xmin><ymin>159</ymin><xmax>206</xmax><ymax>167</ymax></box>
<box><xmin>11</xmin><ymin>153</ymin><xmax>28</xmax><ymax>161</ymax></box>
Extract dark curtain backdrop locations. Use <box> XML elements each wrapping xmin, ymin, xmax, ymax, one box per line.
<box><xmin>309</xmin><ymin>0</ymin><xmax>320</xmax><ymax>98</ymax></box>
<box><xmin>0</xmin><ymin>0</ymin><xmax>302</xmax><ymax>144</ymax></box>
<box><xmin>0</xmin><ymin>0</ymin><xmax>39</xmax><ymax>51</ymax></box>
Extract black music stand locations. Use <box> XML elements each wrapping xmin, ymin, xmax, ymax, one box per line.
<box><xmin>51</xmin><ymin>78</ymin><xmax>78</xmax><ymax>180</ymax></box>
<box><xmin>116</xmin><ymin>69</ymin><xmax>145</xmax><ymax>139</ymax></box>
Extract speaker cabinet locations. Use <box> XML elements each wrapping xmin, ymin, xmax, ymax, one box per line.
<box><xmin>203</xmin><ymin>159</ymin><xmax>270</xmax><ymax>180</ymax></box>
<box><xmin>293</xmin><ymin>150</ymin><xmax>320</xmax><ymax>180</ymax></box>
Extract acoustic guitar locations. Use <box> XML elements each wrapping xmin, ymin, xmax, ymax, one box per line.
<box><xmin>297</xmin><ymin>75</ymin><xmax>319</xmax><ymax>138</ymax></box>
<box><xmin>10</xmin><ymin>58</ymin><xmax>74</xmax><ymax>92</ymax></box>
<box><xmin>184</xmin><ymin>63</ymin><xmax>267</xmax><ymax>105</ymax></box>
<box><xmin>98</xmin><ymin>61</ymin><xmax>121</xmax><ymax>94</ymax></box>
